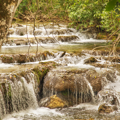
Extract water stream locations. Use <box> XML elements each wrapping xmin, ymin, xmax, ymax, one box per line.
<box><xmin>1</xmin><ymin>22</ymin><xmax>120</xmax><ymax>119</ymax></box>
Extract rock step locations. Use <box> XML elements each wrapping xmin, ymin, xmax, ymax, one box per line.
<box><xmin>8</xmin><ymin>25</ymin><xmax>73</xmax><ymax>36</ymax></box>
<box><xmin>0</xmin><ymin>51</ymin><xmax>54</xmax><ymax>63</ymax></box>
<box><xmin>4</xmin><ymin>35</ymin><xmax>79</xmax><ymax>46</ymax></box>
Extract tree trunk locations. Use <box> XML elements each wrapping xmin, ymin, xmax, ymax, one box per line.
<box><xmin>0</xmin><ymin>0</ymin><xmax>22</xmax><ymax>47</ymax></box>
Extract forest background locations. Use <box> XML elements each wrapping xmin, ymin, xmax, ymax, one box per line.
<box><xmin>15</xmin><ymin>0</ymin><xmax>120</xmax><ymax>40</ymax></box>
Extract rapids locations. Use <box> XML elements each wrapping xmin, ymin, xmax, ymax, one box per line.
<box><xmin>1</xmin><ymin>22</ymin><xmax>120</xmax><ymax>120</ymax></box>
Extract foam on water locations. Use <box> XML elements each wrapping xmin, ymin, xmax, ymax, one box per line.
<box><xmin>3</xmin><ymin>107</ymin><xmax>64</xmax><ymax>120</ymax></box>
<box><xmin>71</xmin><ymin>103</ymin><xmax>98</xmax><ymax>110</ymax></box>
<box><xmin>0</xmin><ymin>63</ymin><xmax>14</xmax><ymax>68</ymax></box>
<box><xmin>72</xmin><ymin>38</ymin><xmax>109</xmax><ymax>43</ymax></box>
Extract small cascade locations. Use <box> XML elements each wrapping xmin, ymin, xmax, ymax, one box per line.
<box><xmin>97</xmin><ymin>89</ymin><xmax>120</xmax><ymax>107</ymax></box>
<box><xmin>0</xmin><ymin>73</ymin><xmax>38</xmax><ymax>119</ymax></box>
<box><xmin>0</xmin><ymin>90</ymin><xmax>6</xmax><ymax>117</ymax></box>
<box><xmin>74</xmin><ymin>75</ymin><xmax>95</xmax><ymax>104</ymax></box>
<box><xmin>83</xmin><ymin>76</ymin><xmax>95</xmax><ymax>103</ymax></box>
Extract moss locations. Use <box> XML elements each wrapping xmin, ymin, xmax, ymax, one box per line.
<box><xmin>19</xmin><ymin>71</ymin><xmax>30</xmax><ymax>83</ymax></box>
<box><xmin>8</xmin><ymin>83</ymin><xmax>12</xmax><ymax>98</ymax></box>
<box><xmin>32</xmin><ymin>67</ymin><xmax>49</xmax><ymax>83</ymax></box>
<box><xmin>61</xmin><ymin>90</ymin><xmax>68</xmax><ymax>96</ymax></box>
<box><xmin>32</xmin><ymin>71</ymin><xmax>40</xmax><ymax>84</ymax></box>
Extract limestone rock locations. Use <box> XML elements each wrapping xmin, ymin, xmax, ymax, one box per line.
<box><xmin>97</xmin><ymin>89</ymin><xmax>119</xmax><ymax>105</ymax></box>
<box><xmin>98</xmin><ymin>103</ymin><xmax>113</xmax><ymax>113</ymax></box>
<box><xmin>43</xmin><ymin>67</ymin><xmax>96</xmax><ymax>106</ymax></box>
<box><xmin>43</xmin><ymin>67</ymin><xmax>116</xmax><ymax>106</ymax></box>
<box><xmin>57</xmin><ymin>35</ymin><xmax>79</xmax><ymax>42</ymax></box>
<box><xmin>98</xmin><ymin>103</ymin><xmax>118</xmax><ymax>114</ymax></box>
<box><xmin>84</xmin><ymin>57</ymin><xmax>97</xmax><ymax>64</ymax></box>
<box><xmin>17</xmin><ymin>54</ymin><xmax>26</xmax><ymax>63</ymax></box>
<box><xmin>39</xmin><ymin>95</ymin><xmax>68</xmax><ymax>108</ymax></box>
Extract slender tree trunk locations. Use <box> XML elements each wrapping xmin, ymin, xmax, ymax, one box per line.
<box><xmin>0</xmin><ymin>0</ymin><xmax>22</xmax><ymax>48</ymax></box>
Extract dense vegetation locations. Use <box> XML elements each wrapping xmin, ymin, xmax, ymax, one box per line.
<box><xmin>15</xmin><ymin>0</ymin><xmax>120</xmax><ymax>33</ymax></box>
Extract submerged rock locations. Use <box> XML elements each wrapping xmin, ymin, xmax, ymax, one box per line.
<box><xmin>39</xmin><ymin>95</ymin><xmax>68</xmax><ymax>108</ymax></box>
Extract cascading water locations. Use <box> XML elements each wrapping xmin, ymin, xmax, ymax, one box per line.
<box><xmin>1</xmin><ymin>23</ymin><xmax>120</xmax><ymax>119</ymax></box>
<box><xmin>0</xmin><ymin>73</ymin><xmax>38</xmax><ymax>119</ymax></box>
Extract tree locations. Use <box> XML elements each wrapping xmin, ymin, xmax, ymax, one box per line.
<box><xmin>0</xmin><ymin>0</ymin><xmax>22</xmax><ymax>48</ymax></box>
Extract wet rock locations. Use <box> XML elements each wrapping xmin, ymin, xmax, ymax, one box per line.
<box><xmin>86</xmin><ymin>69</ymin><xmax>102</xmax><ymax>95</ymax></box>
<box><xmin>29</xmin><ymin>30</ymin><xmax>42</xmax><ymax>35</ymax></box>
<box><xmin>1</xmin><ymin>51</ymin><xmax>55</xmax><ymax>64</ymax></box>
<box><xmin>7</xmin><ymin>29</ymin><xmax>14</xmax><ymax>36</ymax></box>
<box><xmin>37</xmin><ymin>37</ymin><xmax>55</xmax><ymax>43</ymax></box>
<box><xmin>14</xmin><ymin>39</ymin><xmax>28</xmax><ymax>45</ymax></box>
<box><xmin>43</xmin><ymin>67</ymin><xmax>95</xmax><ymax>106</ymax></box>
<box><xmin>98</xmin><ymin>103</ymin><xmax>118</xmax><ymax>114</ymax></box>
<box><xmin>60</xmin><ymin>51</ymin><xmax>66</xmax><ymax>58</ymax></box>
<box><xmin>97</xmin><ymin>89</ymin><xmax>119</xmax><ymax>105</ymax></box>
<box><xmin>17</xmin><ymin>54</ymin><xmax>26</xmax><ymax>63</ymax></box>
<box><xmin>49</xmin><ymin>29</ymin><xmax>73</xmax><ymax>35</ymax></box>
<box><xmin>16</xmin><ymin>24</ymin><xmax>23</xmax><ymax>27</ymax></box>
<box><xmin>84</xmin><ymin>57</ymin><xmax>97</xmax><ymax>64</ymax></box>
<box><xmin>91</xmin><ymin>63</ymin><xmax>108</xmax><ymax>68</ymax></box>
<box><xmin>16</xmin><ymin>26</ymin><xmax>33</xmax><ymax>36</ymax></box>
<box><xmin>43</xmin><ymin>67</ymin><xmax>117</xmax><ymax>106</ymax></box>
<box><xmin>16</xmin><ymin>27</ymin><xmax>26</xmax><ymax>36</ymax></box>
<box><xmin>1</xmin><ymin>55</ymin><xmax>15</xmax><ymax>63</ymax></box>
<box><xmin>39</xmin><ymin>95</ymin><xmax>68</xmax><ymax>108</ymax></box>
<box><xmin>98</xmin><ymin>103</ymin><xmax>113</xmax><ymax>113</ymax></box>
<box><xmin>57</xmin><ymin>35</ymin><xmax>79</xmax><ymax>42</ymax></box>
<box><xmin>83</xmin><ymin>50</ymin><xmax>110</xmax><ymax>56</ymax></box>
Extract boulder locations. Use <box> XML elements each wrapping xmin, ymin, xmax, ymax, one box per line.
<box><xmin>97</xmin><ymin>89</ymin><xmax>119</xmax><ymax>105</ymax></box>
<box><xmin>98</xmin><ymin>103</ymin><xmax>118</xmax><ymax>114</ymax></box>
<box><xmin>16</xmin><ymin>27</ymin><xmax>26</xmax><ymax>36</ymax></box>
<box><xmin>98</xmin><ymin>103</ymin><xmax>113</xmax><ymax>113</ymax></box>
<box><xmin>57</xmin><ymin>35</ymin><xmax>79</xmax><ymax>42</ymax></box>
<box><xmin>43</xmin><ymin>67</ymin><xmax>97</xmax><ymax>106</ymax></box>
<box><xmin>17</xmin><ymin>54</ymin><xmax>26</xmax><ymax>63</ymax></box>
<box><xmin>1</xmin><ymin>55</ymin><xmax>14</xmax><ymax>63</ymax></box>
<box><xmin>39</xmin><ymin>95</ymin><xmax>68</xmax><ymax>108</ymax></box>
<box><xmin>84</xmin><ymin>57</ymin><xmax>97</xmax><ymax>64</ymax></box>
<box><xmin>43</xmin><ymin>67</ymin><xmax>117</xmax><ymax>106</ymax></box>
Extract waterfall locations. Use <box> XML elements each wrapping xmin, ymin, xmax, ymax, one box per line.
<box><xmin>83</xmin><ymin>77</ymin><xmax>95</xmax><ymax>103</ymax></box>
<box><xmin>74</xmin><ymin>75</ymin><xmax>95</xmax><ymax>104</ymax></box>
<box><xmin>0</xmin><ymin>73</ymin><xmax>38</xmax><ymax>119</ymax></box>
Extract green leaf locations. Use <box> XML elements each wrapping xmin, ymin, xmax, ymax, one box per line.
<box><xmin>106</xmin><ymin>0</ymin><xmax>117</xmax><ymax>11</ymax></box>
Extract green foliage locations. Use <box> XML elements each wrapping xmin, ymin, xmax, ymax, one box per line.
<box><xmin>63</xmin><ymin>0</ymin><xmax>120</xmax><ymax>32</ymax></box>
<box><xmin>68</xmin><ymin>0</ymin><xmax>106</xmax><ymax>30</ymax></box>
<box><xmin>105</xmin><ymin>0</ymin><xmax>117</xmax><ymax>11</ymax></box>
<box><xmin>16</xmin><ymin>0</ymin><xmax>120</xmax><ymax>33</ymax></box>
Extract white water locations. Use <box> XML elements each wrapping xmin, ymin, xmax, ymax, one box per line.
<box><xmin>3</xmin><ymin>107</ymin><xmax>64</xmax><ymax>120</ymax></box>
<box><xmin>1</xmin><ymin>23</ymin><xmax>120</xmax><ymax>120</ymax></box>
